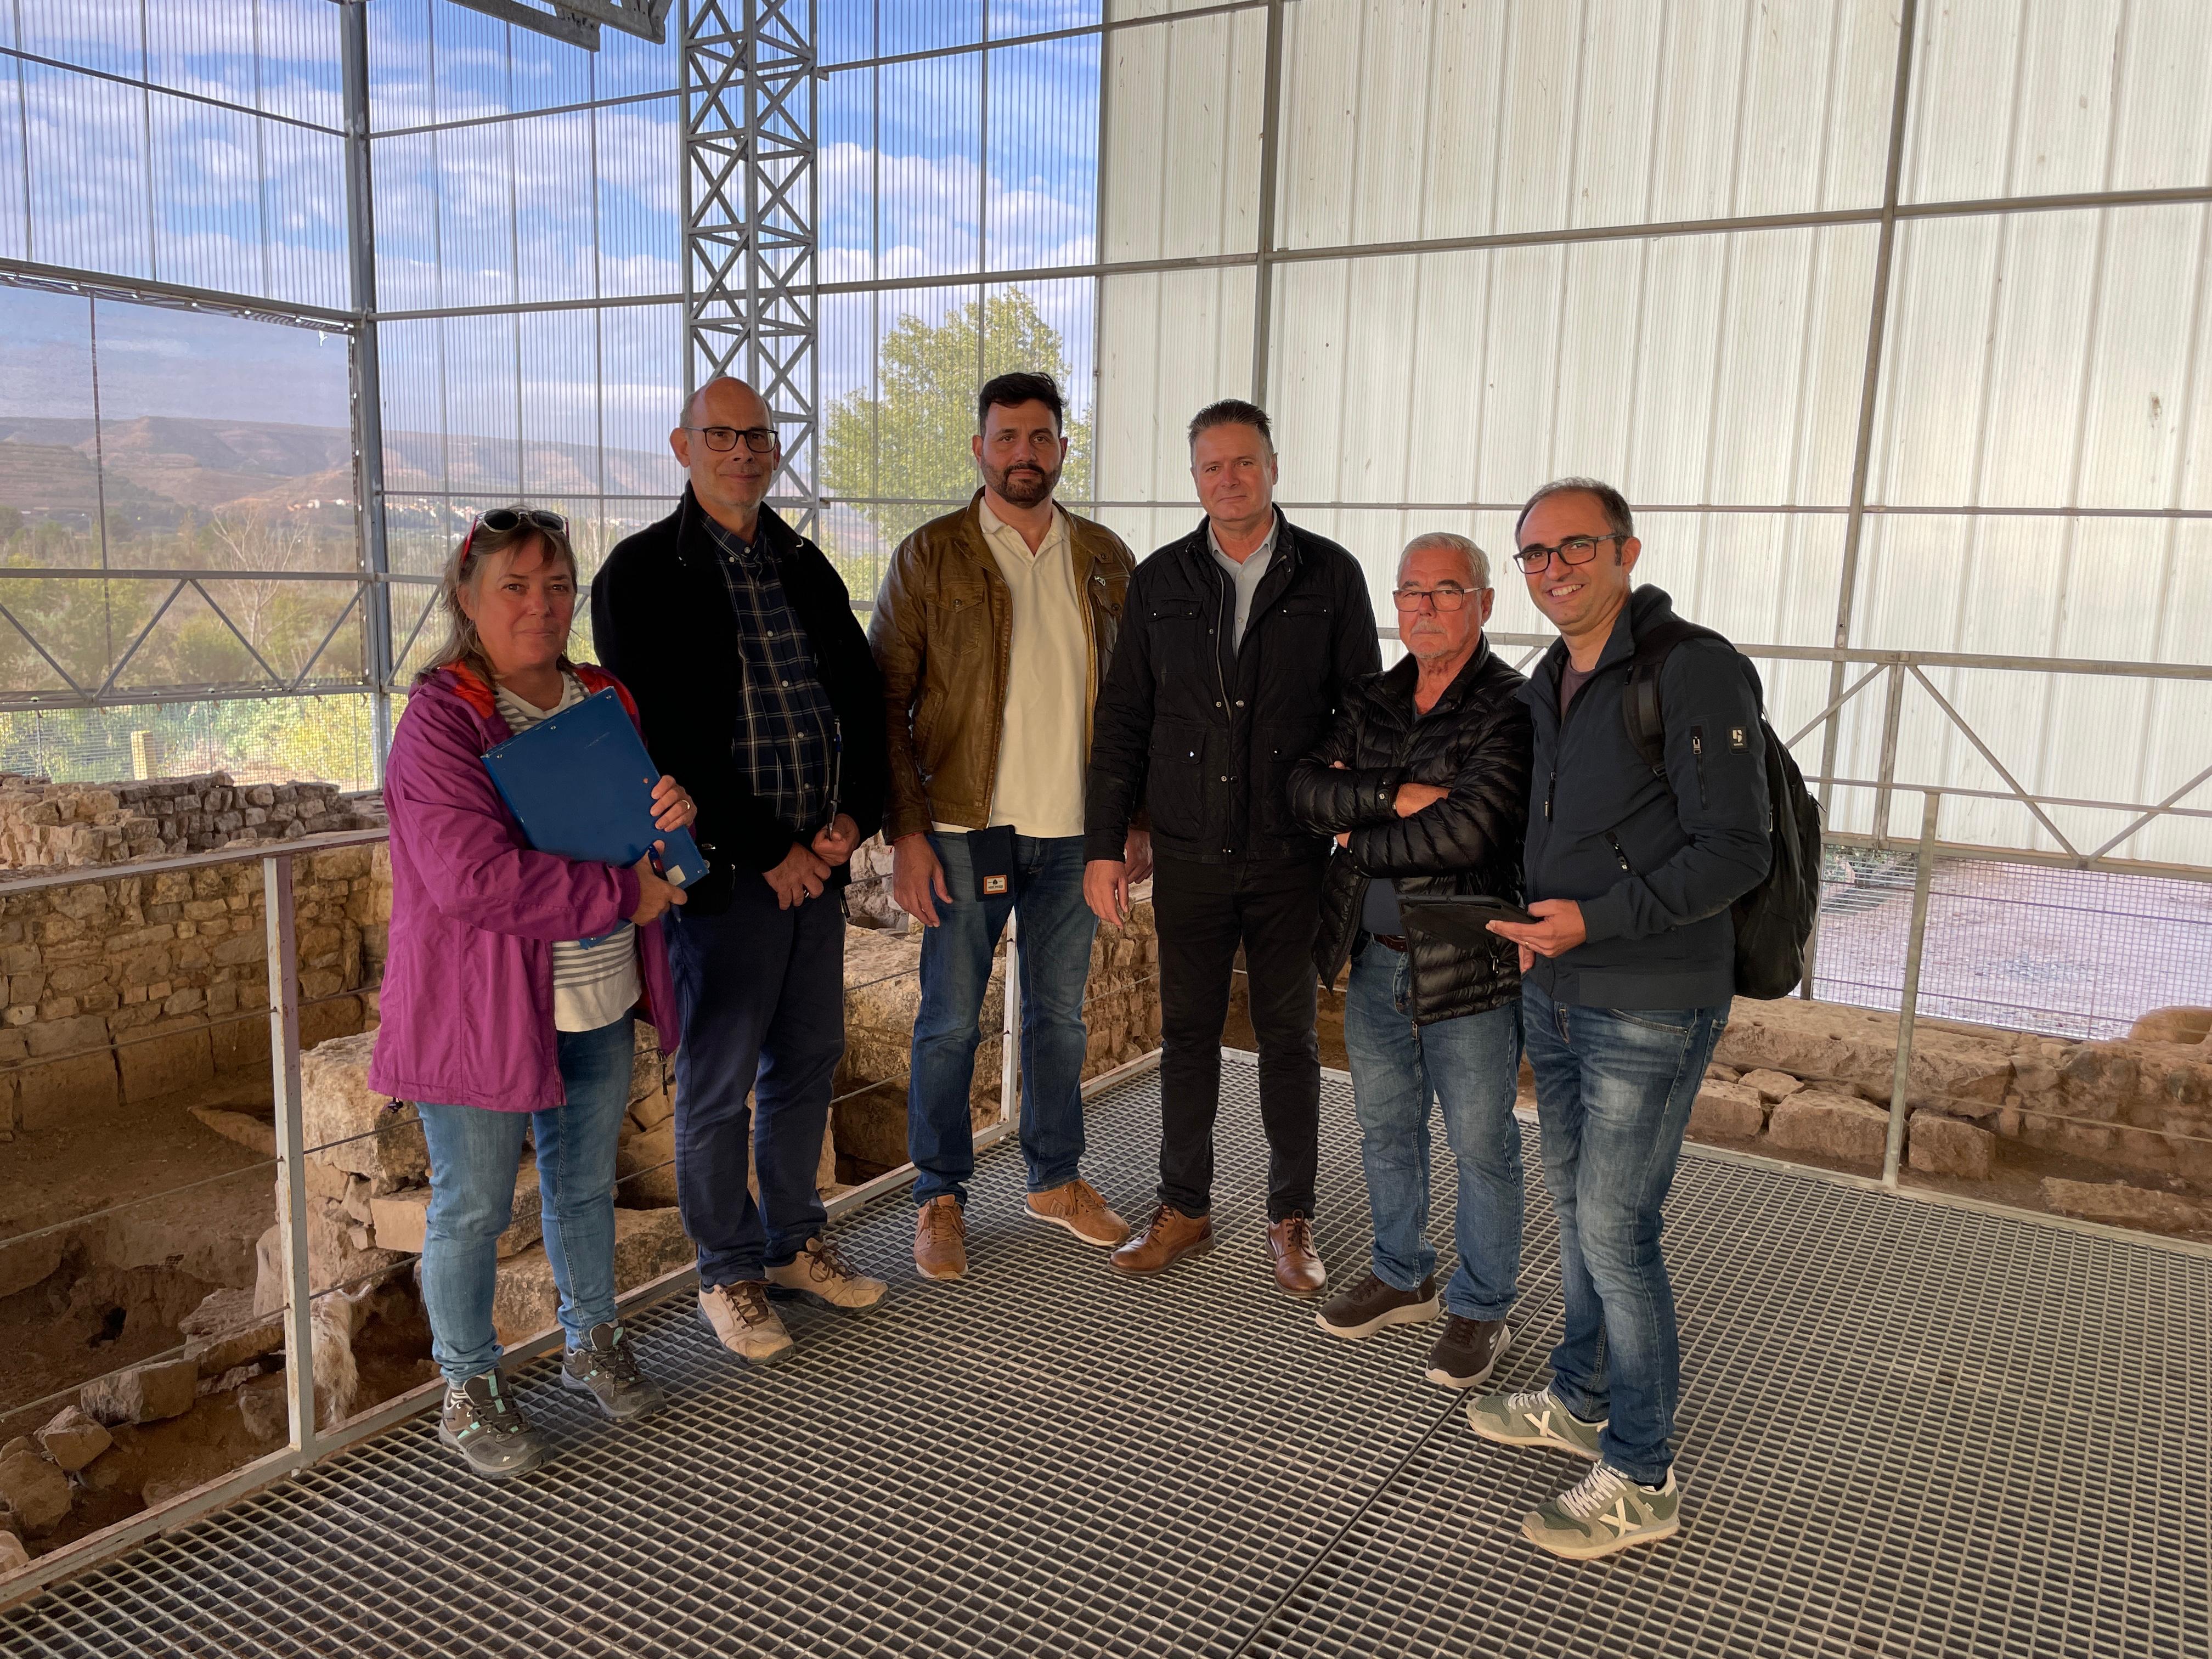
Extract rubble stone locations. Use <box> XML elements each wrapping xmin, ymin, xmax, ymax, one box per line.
<box><xmin>1767</xmin><ymin>1091</ymin><xmax>1891</xmax><ymax>1167</ymax></box>
<box><xmin>2128</xmin><ymin>1007</ymin><xmax>2211</xmax><ymax>1047</ymax></box>
<box><xmin>2042</xmin><ymin>1178</ymin><xmax>2212</xmax><ymax>1235</ymax></box>
<box><xmin>0</xmin><ymin>1531</ymin><xmax>27</xmax><ymax>1574</ymax></box>
<box><xmin>1688</xmin><ymin>1080</ymin><xmax>1765</xmax><ymax>1141</ymax></box>
<box><xmin>81</xmin><ymin>1357</ymin><xmax>200</xmax><ymax>1425</ymax></box>
<box><xmin>0</xmin><ymin>1448</ymin><xmax>71</xmax><ymax>1536</ymax></box>
<box><xmin>298</xmin><ymin>1030</ymin><xmax>427</xmax><ymax>1188</ymax></box>
<box><xmin>492</xmin><ymin>1207</ymin><xmax>690</xmax><ymax>1345</ymax></box>
<box><xmin>179</xmin><ymin>1287</ymin><xmax>285</xmax><ymax>1378</ymax></box>
<box><xmin>1737</xmin><ymin>1068</ymin><xmax>1803</xmax><ymax>1104</ymax></box>
<box><xmin>33</xmin><ymin>1406</ymin><xmax>110</xmax><ymax>1473</ymax></box>
<box><xmin>1908</xmin><ymin>1111</ymin><xmax>1995</xmax><ymax>1180</ymax></box>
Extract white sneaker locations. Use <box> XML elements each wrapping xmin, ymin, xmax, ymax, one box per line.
<box><xmin>697</xmin><ymin>1280</ymin><xmax>793</xmax><ymax>1364</ymax></box>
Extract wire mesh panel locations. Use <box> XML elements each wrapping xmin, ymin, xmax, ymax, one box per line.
<box><xmin>4</xmin><ymin>1060</ymin><xmax>2203</xmax><ymax>1656</ymax></box>
<box><xmin>1813</xmin><ymin>850</ymin><xmax>2212</xmax><ymax>1040</ymax></box>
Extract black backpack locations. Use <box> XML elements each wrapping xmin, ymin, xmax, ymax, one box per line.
<box><xmin>1622</xmin><ymin>616</ymin><xmax>1822</xmax><ymax>1000</ymax></box>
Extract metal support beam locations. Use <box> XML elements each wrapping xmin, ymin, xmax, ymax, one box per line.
<box><xmin>264</xmin><ymin>855</ymin><xmax>318</xmax><ymax>1454</ymax></box>
<box><xmin>448</xmin><ymin>0</ymin><xmax>677</xmax><ymax>49</ymax></box>
<box><xmin>1883</xmin><ymin>792</ymin><xmax>1942</xmax><ymax>1188</ymax></box>
<box><xmin>1820</xmin><ymin>0</ymin><xmax>1920</xmax><ymax>834</ymax></box>
<box><xmin>340</xmin><ymin>4</ymin><xmax>396</xmax><ymax>774</ymax></box>
<box><xmin>1247</xmin><ymin>0</ymin><xmax>1286</xmax><ymax>406</ymax></box>
<box><xmin>682</xmin><ymin>0</ymin><xmax>820</xmax><ymax>535</ymax></box>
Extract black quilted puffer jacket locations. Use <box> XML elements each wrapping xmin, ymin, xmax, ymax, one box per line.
<box><xmin>1287</xmin><ymin>639</ymin><xmax>1533</xmax><ymax>1025</ymax></box>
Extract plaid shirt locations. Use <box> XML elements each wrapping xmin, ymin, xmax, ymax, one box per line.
<box><xmin>701</xmin><ymin>513</ymin><xmax>839</xmax><ymax>836</ymax></box>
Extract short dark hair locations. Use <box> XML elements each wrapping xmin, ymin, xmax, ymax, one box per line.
<box><xmin>1187</xmin><ymin>398</ymin><xmax>1274</xmax><ymax>453</ymax></box>
<box><xmin>977</xmin><ymin>371</ymin><xmax>1064</xmax><ymax>433</ymax></box>
<box><xmin>1515</xmin><ymin>476</ymin><xmax>1634</xmax><ymax>543</ymax></box>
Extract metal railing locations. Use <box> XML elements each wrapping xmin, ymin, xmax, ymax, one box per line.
<box><xmin>0</xmin><ymin>831</ymin><xmax>1161</xmax><ymax>1603</ymax></box>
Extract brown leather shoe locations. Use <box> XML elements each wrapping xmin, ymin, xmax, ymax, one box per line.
<box><xmin>1108</xmin><ymin>1204</ymin><xmax>1213</xmax><ymax>1277</ymax></box>
<box><xmin>1267</xmin><ymin>1212</ymin><xmax>1327</xmax><ymax>1297</ymax></box>
<box><xmin>913</xmin><ymin>1195</ymin><xmax>967</xmax><ymax>1282</ymax></box>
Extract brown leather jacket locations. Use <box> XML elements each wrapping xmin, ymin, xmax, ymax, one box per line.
<box><xmin>869</xmin><ymin>491</ymin><xmax>1136</xmax><ymax>843</ymax></box>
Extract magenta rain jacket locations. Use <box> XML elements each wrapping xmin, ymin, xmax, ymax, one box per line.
<box><xmin>369</xmin><ymin>662</ymin><xmax>680</xmax><ymax>1113</ymax></box>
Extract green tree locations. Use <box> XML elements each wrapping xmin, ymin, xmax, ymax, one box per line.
<box><xmin>822</xmin><ymin>290</ymin><xmax>1093</xmax><ymax>559</ymax></box>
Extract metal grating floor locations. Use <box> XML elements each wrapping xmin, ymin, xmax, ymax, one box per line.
<box><xmin>4</xmin><ymin>1057</ymin><xmax>2207</xmax><ymax>1658</ymax></box>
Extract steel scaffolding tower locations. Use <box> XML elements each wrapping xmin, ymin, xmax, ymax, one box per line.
<box><xmin>680</xmin><ymin>0</ymin><xmax>819</xmax><ymax>534</ymax></box>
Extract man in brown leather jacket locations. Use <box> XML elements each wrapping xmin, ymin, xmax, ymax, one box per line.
<box><xmin>868</xmin><ymin>372</ymin><xmax>1149</xmax><ymax>1283</ymax></box>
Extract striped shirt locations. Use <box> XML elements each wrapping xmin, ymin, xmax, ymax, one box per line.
<box><xmin>493</xmin><ymin>672</ymin><xmax>642</xmax><ymax>1034</ymax></box>
<box><xmin>701</xmin><ymin>513</ymin><xmax>839</xmax><ymax>834</ymax></box>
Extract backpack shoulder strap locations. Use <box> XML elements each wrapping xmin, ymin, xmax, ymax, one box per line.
<box><xmin>1622</xmin><ymin>614</ymin><xmax>1711</xmax><ymax>772</ymax></box>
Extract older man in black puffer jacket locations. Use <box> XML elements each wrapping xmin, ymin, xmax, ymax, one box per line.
<box><xmin>1288</xmin><ymin>531</ymin><xmax>1532</xmax><ymax>1392</ymax></box>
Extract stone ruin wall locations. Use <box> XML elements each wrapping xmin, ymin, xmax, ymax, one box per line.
<box><xmin>0</xmin><ymin>843</ymin><xmax>391</xmax><ymax>1142</ymax></box>
<box><xmin>0</xmin><ymin>772</ymin><xmax>381</xmax><ymax>871</ymax></box>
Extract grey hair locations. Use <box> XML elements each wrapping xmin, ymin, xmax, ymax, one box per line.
<box><xmin>1398</xmin><ymin>531</ymin><xmax>1490</xmax><ymax>590</ymax></box>
<box><xmin>1515</xmin><ymin>476</ymin><xmax>1634</xmax><ymax>541</ymax></box>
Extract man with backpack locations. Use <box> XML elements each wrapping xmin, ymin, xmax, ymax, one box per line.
<box><xmin>1473</xmin><ymin>477</ymin><xmax>1775</xmax><ymax>1561</ymax></box>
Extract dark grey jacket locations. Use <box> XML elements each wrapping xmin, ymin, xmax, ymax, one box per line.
<box><xmin>1085</xmin><ymin>510</ymin><xmax>1381</xmax><ymax>866</ymax></box>
<box><xmin>1523</xmin><ymin>585</ymin><xmax>1770</xmax><ymax>1011</ymax></box>
<box><xmin>1289</xmin><ymin>639</ymin><xmax>1532</xmax><ymax>1025</ymax></box>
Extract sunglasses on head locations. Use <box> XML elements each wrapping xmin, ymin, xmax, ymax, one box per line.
<box><xmin>459</xmin><ymin>507</ymin><xmax>568</xmax><ymax>563</ymax></box>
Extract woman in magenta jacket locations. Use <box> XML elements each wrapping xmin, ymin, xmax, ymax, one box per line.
<box><xmin>371</xmin><ymin>506</ymin><xmax>691</xmax><ymax>1479</ymax></box>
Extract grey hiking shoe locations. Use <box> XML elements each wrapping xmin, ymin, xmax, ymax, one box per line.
<box><xmin>437</xmin><ymin>1370</ymin><xmax>548</xmax><ymax>1479</ymax></box>
<box><xmin>1464</xmin><ymin>1385</ymin><xmax>1606</xmax><ymax>1460</ymax></box>
<box><xmin>561</xmin><ymin>1322</ymin><xmax>667</xmax><ymax>1421</ymax></box>
<box><xmin>1523</xmin><ymin>1463</ymin><xmax>1683</xmax><ymax>1560</ymax></box>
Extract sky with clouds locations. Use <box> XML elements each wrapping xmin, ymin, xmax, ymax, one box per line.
<box><xmin>4</xmin><ymin>0</ymin><xmax>1107</xmax><ymax>458</ymax></box>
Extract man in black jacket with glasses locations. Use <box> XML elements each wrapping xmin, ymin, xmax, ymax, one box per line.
<box><xmin>592</xmin><ymin>376</ymin><xmax>889</xmax><ymax>1368</ymax></box>
<box><xmin>1289</xmin><ymin>531</ymin><xmax>1532</xmax><ymax>1391</ymax></box>
<box><xmin>1084</xmin><ymin>399</ymin><xmax>1380</xmax><ymax>1296</ymax></box>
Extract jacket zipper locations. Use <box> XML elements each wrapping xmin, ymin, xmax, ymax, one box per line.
<box><xmin>1690</xmin><ymin>724</ymin><xmax>1706</xmax><ymax>808</ymax></box>
<box><xmin>1603</xmin><ymin>831</ymin><xmax>1634</xmax><ymax>873</ymax></box>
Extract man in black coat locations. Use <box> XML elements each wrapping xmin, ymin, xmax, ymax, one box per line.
<box><xmin>1471</xmin><ymin>477</ymin><xmax>1770</xmax><ymax>1562</ymax></box>
<box><xmin>1084</xmin><ymin>399</ymin><xmax>1380</xmax><ymax>1295</ymax></box>
<box><xmin>1288</xmin><ymin>531</ymin><xmax>1532</xmax><ymax>1389</ymax></box>
<box><xmin>591</xmin><ymin>376</ymin><xmax>889</xmax><ymax>1365</ymax></box>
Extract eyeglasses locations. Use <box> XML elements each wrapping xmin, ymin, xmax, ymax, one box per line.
<box><xmin>1513</xmin><ymin>532</ymin><xmax>1627</xmax><ymax>574</ymax></box>
<box><xmin>1392</xmin><ymin>584</ymin><xmax>1474</xmax><ymax>612</ymax></box>
<box><xmin>684</xmin><ymin>425</ymin><xmax>779</xmax><ymax>454</ymax></box>
<box><xmin>459</xmin><ymin>507</ymin><xmax>567</xmax><ymax>563</ymax></box>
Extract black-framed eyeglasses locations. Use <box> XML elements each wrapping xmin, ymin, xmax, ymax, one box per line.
<box><xmin>1392</xmin><ymin>584</ymin><xmax>1474</xmax><ymax>612</ymax></box>
<box><xmin>684</xmin><ymin>425</ymin><xmax>779</xmax><ymax>454</ymax></box>
<box><xmin>1513</xmin><ymin>532</ymin><xmax>1627</xmax><ymax>574</ymax></box>
<box><xmin>459</xmin><ymin>506</ymin><xmax>567</xmax><ymax>563</ymax></box>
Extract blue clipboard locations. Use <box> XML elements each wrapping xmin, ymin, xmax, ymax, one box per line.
<box><xmin>482</xmin><ymin>689</ymin><xmax>704</xmax><ymax>943</ymax></box>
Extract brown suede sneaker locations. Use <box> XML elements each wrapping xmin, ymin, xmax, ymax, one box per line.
<box><xmin>697</xmin><ymin>1280</ymin><xmax>793</xmax><ymax>1365</ymax></box>
<box><xmin>766</xmin><ymin>1236</ymin><xmax>888</xmax><ymax>1312</ymax></box>
<box><xmin>1108</xmin><ymin>1204</ymin><xmax>1213</xmax><ymax>1277</ymax></box>
<box><xmin>1025</xmin><ymin>1178</ymin><xmax>1132</xmax><ymax>1248</ymax></box>
<box><xmin>913</xmin><ymin>1195</ymin><xmax>968</xmax><ymax>1282</ymax></box>
<box><xmin>1267</xmin><ymin>1213</ymin><xmax>1327</xmax><ymax>1297</ymax></box>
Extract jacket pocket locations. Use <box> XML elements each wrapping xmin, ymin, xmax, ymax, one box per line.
<box><xmin>1258</xmin><ymin>717</ymin><xmax>1328</xmax><ymax>840</ymax></box>
<box><xmin>1147</xmin><ymin>716</ymin><xmax>1209</xmax><ymax>842</ymax></box>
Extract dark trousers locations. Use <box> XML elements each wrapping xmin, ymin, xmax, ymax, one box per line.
<box><xmin>1152</xmin><ymin>852</ymin><xmax>1323</xmax><ymax>1223</ymax></box>
<box><xmin>665</xmin><ymin>877</ymin><xmax>845</xmax><ymax>1289</ymax></box>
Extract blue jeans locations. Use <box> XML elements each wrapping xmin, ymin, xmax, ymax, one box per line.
<box><xmin>910</xmin><ymin>831</ymin><xmax>1097</xmax><ymax>1207</ymax></box>
<box><xmin>1340</xmin><ymin>947</ymin><xmax>1524</xmax><ymax>1321</ymax></box>
<box><xmin>416</xmin><ymin>1015</ymin><xmax>635</xmax><ymax>1387</ymax></box>
<box><xmin>1521</xmin><ymin>980</ymin><xmax>1728</xmax><ymax>1484</ymax></box>
<box><xmin>666</xmin><ymin>877</ymin><xmax>844</xmax><ymax>1289</ymax></box>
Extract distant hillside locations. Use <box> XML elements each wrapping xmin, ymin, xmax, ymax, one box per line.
<box><xmin>0</xmin><ymin>415</ymin><xmax>681</xmax><ymax>529</ymax></box>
